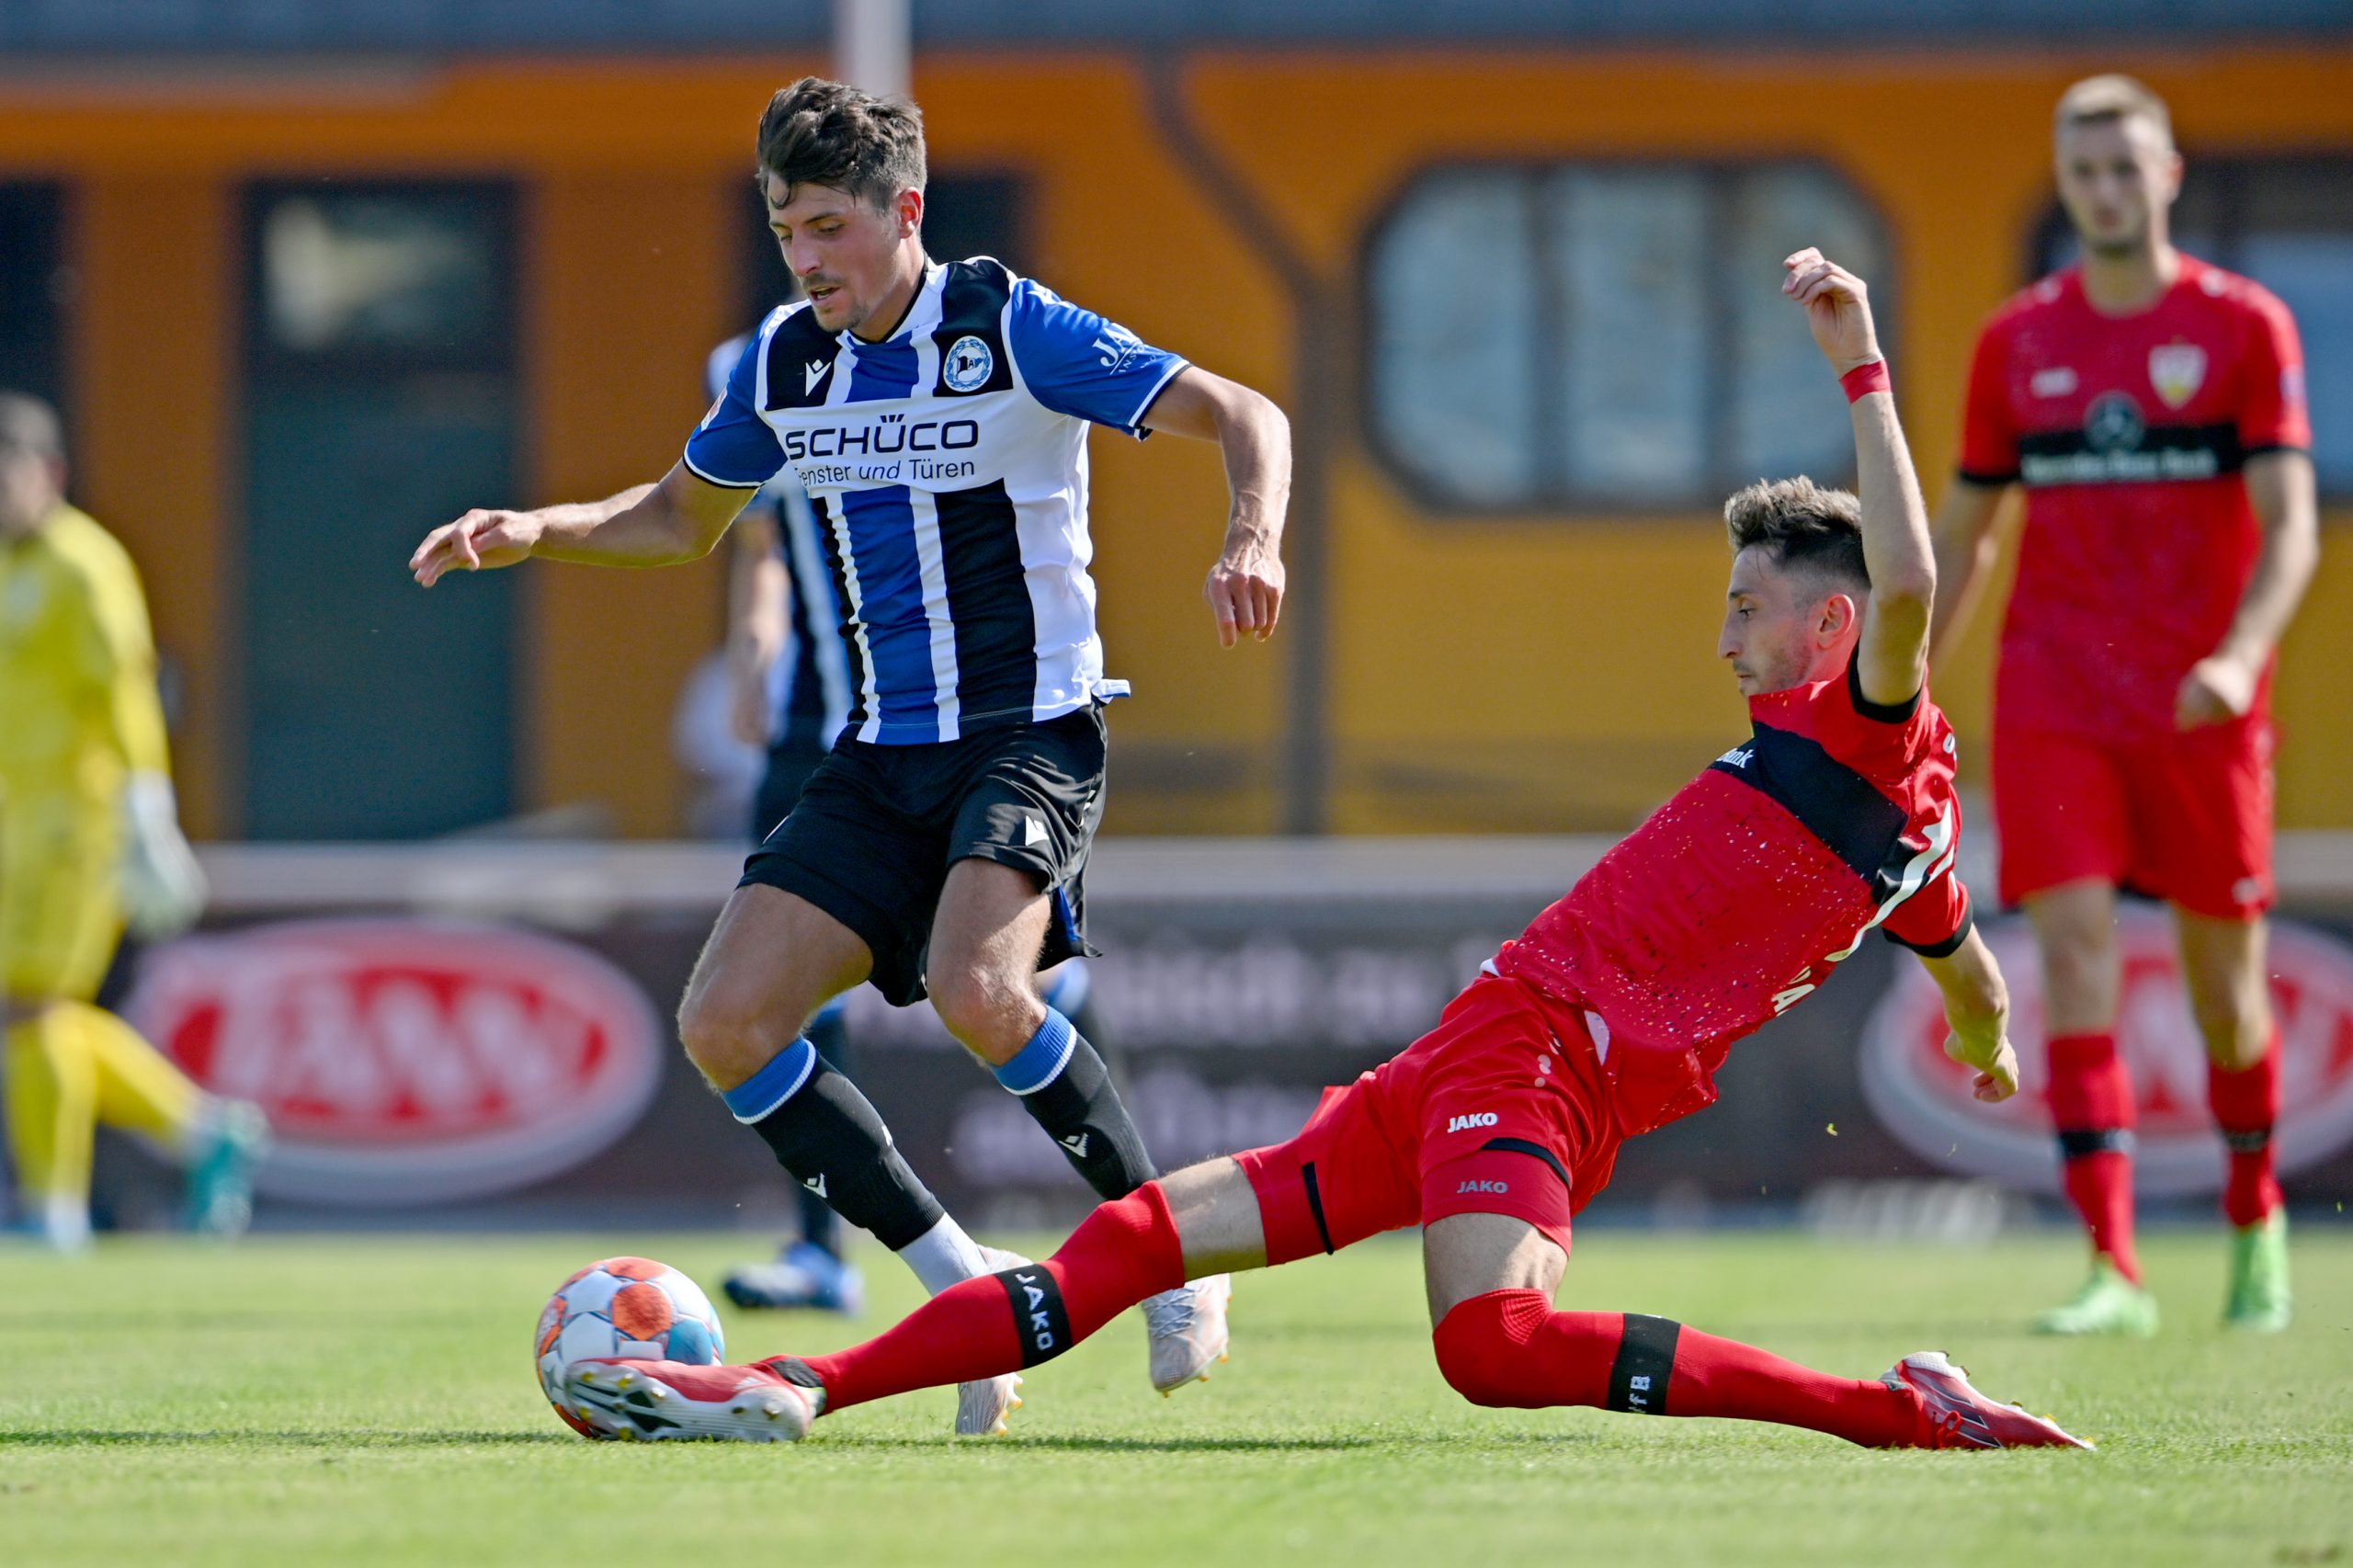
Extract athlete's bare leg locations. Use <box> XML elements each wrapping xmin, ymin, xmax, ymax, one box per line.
<box><xmin>676</xmin><ymin>883</ymin><xmax>872</xmax><ymax>1090</ymax></box>
<box><xmin>1423</xmin><ymin>1213</ymin><xmax>1565</xmax><ymax>1324</ymax></box>
<box><xmin>2025</xmin><ymin>877</ymin><xmax>2120</xmax><ymax>1037</ymax></box>
<box><xmin>2174</xmin><ymin>909</ymin><xmax>2271</xmax><ymax>1071</ymax></box>
<box><xmin>924</xmin><ymin>859</ymin><xmax>1056</xmax><ymax>1067</ymax></box>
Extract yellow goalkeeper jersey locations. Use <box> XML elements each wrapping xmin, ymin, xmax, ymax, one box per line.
<box><xmin>0</xmin><ymin>504</ymin><xmax>172</xmax><ymax>805</ymax></box>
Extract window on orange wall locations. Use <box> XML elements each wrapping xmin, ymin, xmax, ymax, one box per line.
<box><xmin>1363</xmin><ymin>161</ymin><xmax>1893</xmax><ymax>514</ymax></box>
<box><xmin>0</xmin><ymin>185</ymin><xmax>66</xmax><ymax>414</ymax></box>
<box><xmin>2034</xmin><ymin>159</ymin><xmax>2353</xmax><ymax>496</ymax></box>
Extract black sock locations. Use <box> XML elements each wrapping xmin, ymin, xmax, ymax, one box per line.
<box><xmin>994</xmin><ymin>1008</ymin><xmax>1158</xmax><ymax>1199</ymax></box>
<box><xmin>793</xmin><ymin>1012</ymin><xmax>854</xmax><ymax>1258</ymax></box>
<box><xmin>725</xmin><ymin>1041</ymin><xmax>943</xmax><ymax>1251</ymax></box>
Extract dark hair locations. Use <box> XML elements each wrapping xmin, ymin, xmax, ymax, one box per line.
<box><xmin>0</xmin><ymin>390</ymin><xmax>63</xmax><ymax>461</ymax></box>
<box><xmin>1723</xmin><ymin>476</ymin><xmax>1869</xmax><ymax>592</ymax></box>
<box><xmin>756</xmin><ymin>76</ymin><xmax>926</xmax><ymax>210</ymax></box>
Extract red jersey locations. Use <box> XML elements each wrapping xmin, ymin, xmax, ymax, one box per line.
<box><xmin>1958</xmin><ymin>256</ymin><xmax>2311</xmax><ymax>742</ymax></box>
<box><xmin>1493</xmin><ymin>655</ymin><xmax>1972</xmax><ymax>1136</ymax></box>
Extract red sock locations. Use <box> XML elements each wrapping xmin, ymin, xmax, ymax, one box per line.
<box><xmin>793</xmin><ymin>1182</ymin><xmax>1188</xmax><ymax>1414</ymax></box>
<box><xmin>2046</xmin><ymin>1031</ymin><xmax>2141</xmax><ymax>1284</ymax></box>
<box><xmin>2209</xmin><ymin>1033</ymin><xmax>2283</xmax><ymax>1228</ymax></box>
<box><xmin>1432</xmin><ymin>1290</ymin><xmax>1915</xmax><ymax>1449</ymax></box>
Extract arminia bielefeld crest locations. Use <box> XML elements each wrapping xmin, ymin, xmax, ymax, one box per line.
<box><xmin>2150</xmin><ymin>342</ymin><xmax>2207</xmax><ymax>409</ymax></box>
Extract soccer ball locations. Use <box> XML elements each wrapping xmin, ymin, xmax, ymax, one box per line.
<box><xmin>534</xmin><ymin>1256</ymin><xmax>726</xmax><ymax>1438</ymax></box>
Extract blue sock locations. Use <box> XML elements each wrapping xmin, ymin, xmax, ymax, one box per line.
<box><xmin>993</xmin><ymin>1009</ymin><xmax>1077</xmax><ymax>1096</ymax></box>
<box><xmin>722</xmin><ymin>1039</ymin><xmax>818</xmax><ymax>1122</ymax></box>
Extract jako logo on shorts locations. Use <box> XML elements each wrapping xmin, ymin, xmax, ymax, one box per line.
<box><xmin>1456</xmin><ymin>1179</ymin><xmax>1510</xmax><ymax>1195</ymax></box>
<box><xmin>1448</xmin><ymin>1112</ymin><xmax>1500</xmax><ymax>1133</ymax></box>
<box><xmin>126</xmin><ymin>918</ymin><xmax>665</xmax><ymax>1206</ymax></box>
<box><xmin>1859</xmin><ymin>909</ymin><xmax>2353</xmax><ymax>1197</ymax></box>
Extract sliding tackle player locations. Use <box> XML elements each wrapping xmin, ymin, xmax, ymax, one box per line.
<box><xmin>559</xmin><ymin>250</ymin><xmax>2089</xmax><ymax>1453</ymax></box>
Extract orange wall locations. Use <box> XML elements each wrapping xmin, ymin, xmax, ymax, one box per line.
<box><xmin>4</xmin><ymin>49</ymin><xmax>2348</xmax><ymax>836</ymax></box>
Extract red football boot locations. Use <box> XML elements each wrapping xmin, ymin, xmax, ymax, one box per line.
<box><xmin>1883</xmin><ymin>1351</ymin><xmax>2094</xmax><ymax>1450</ymax></box>
<box><xmin>560</xmin><ymin>1357</ymin><xmax>820</xmax><ymax>1442</ymax></box>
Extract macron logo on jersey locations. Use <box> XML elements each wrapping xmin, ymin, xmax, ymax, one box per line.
<box><xmin>804</xmin><ymin>360</ymin><xmax>831</xmax><ymax>396</ymax></box>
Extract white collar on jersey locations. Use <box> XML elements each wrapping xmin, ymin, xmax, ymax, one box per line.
<box><xmin>835</xmin><ymin>261</ymin><xmax>949</xmax><ymax>352</ymax></box>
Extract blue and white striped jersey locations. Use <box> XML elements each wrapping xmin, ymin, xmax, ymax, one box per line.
<box><xmin>705</xmin><ymin>334</ymin><xmax>857</xmax><ymax>752</ymax></box>
<box><xmin>685</xmin><ymin>257</ymin><xmax>1186</xmax><ymax>746</ymax></box>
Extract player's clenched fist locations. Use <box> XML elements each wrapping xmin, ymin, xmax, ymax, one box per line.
<box><xmin>1205</xmin><ymin>539</ymin><xmax>1284</xmax><ymax>648</ymax></box>
<box><xmin>1944</xmin><ymin>1029</ymin><xmax>2022</xmax><ymax>1104</ymax></box>
<box><xmin>1782</xmin><ymin>247</ymin><xmax>1883</xmax><ymax>375</ymax></box>
<box><xmin>410</xmin><ymin>508</ymin><xmax>543</xmax><ymax>587</ymax></box>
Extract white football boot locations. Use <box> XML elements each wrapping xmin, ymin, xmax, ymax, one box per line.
<box><xmin>957</xmin><ymin>1245</ymin><xmax>1029</xmax><ymax>1436</ymax></box>
<box><xmin>1142</xmin><ymin>1274</ymin><xmax>1232</xmax><ymax>1394</ymax></box>
<box><xmin>562</xmin><ymin>1358</ymin><xmax>817</xmax><ymax>1442</ymax></box>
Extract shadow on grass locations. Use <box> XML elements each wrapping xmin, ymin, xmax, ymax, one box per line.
<box><xmin>822</xmin><ymin>1429</ymin><xmax>1600</xmax><ymax>1454</ymax></box>
<box><xmin>0</xmin><ymin>1429</ymin><xmax>566</xmax><ymax>1448</ymax></box>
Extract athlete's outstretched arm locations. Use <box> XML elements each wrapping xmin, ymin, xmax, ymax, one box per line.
<box><xmin>1140</xmin><ymin>367</ymin><xmax>1291</xmax><ymax>648</ymax></box>
<box><xmin>1917</xmin><ymin>926</ymin><xmax>2019</xmax><ymax>1103</ymax></box>
<box><xmin>1927</xmin><ymin>479</ymin><xmax>2008</xmax><ymax>665</ymax></box>
<box><xmin>409</xmin><ymin>463</ymin><xmax>752</xmax><ymax>586</ymax></box>
<box><xmin>1783</xmin><ymin>249</ymin><xmax>1936</xmax><ymax>708</ymax></box>
<box><xmin>2177</xmin><ymin>449</ymin><xmax>2320</xmax><ymax>728</ymax></box>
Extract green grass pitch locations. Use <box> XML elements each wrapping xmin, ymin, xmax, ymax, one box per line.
<box><xmin>4</xmin><ymin>1226</ymin><xmax>2347</xmax><ymax>1566</ymax></box>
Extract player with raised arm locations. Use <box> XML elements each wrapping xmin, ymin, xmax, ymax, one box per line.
<box><xmin>1930</xmin><ymin>76</ymin><xmax>2319</xmax><ymax>1336</ymax></box>
<box><xmin>555</xmin><ymin>251</ymin><xmax>2090</xmax><ymax>1454</ymax></box>
<box><xmin>412</xmin><ymin>79</ymin><xmax>1289</xmax><ymax>1425</ymax></box>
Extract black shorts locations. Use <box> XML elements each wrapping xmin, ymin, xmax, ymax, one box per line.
<box><xmin>741</xmin><ymin>705</ymin><xmax>1108</xmax><ymax>1006</ymax></box>
<box><xmin>750</xmin><ymin>733</ymin><xmax>831</xmax><ymax>846</ymax></box>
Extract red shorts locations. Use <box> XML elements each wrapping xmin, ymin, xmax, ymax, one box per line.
<box><xmin>1234</xmin><ymin>973</ymin><xmax>1619</xmax><ymax>1262</ymax></box>
<box><xmin>1994</xmin><ymin>720</ymin><xmax>2275</xmax><ymax>920</ymax></box>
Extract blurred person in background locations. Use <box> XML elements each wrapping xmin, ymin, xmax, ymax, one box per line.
<box><xmin>701</xmin><ymin>331</ymin><xmax>1122</xmax><ymax>1315</ymax></box>
<box><xmin>0</xmin><ymin>392</ymin><xmax>267</xmax><ymax>1249</ymax></box>
<box><xmin>1932</xmin><ymin>75</ymin><xmax>2320</xmax><ymax>1336</ymax></box>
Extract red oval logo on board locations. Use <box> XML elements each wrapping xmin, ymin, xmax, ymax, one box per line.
<box><xmin>1860</xmin><ymin>910</ymin><xmax>2353</xmax><ymax>1196</ymax></box>
<box><xmin>127</xmin><ymin>919</ymin><xmax>666</xmax><ymax>1206</ymax></box>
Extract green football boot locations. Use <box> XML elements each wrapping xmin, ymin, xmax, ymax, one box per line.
<box><xmin>2031</xmin><ymin>1259</ymin><xmax>2160</xmax><ymax>1336</ymax></box>
<box><xmin>183</xmin><ymin>1099</ymin><xmax>271</xmax><ymax>1237</ymax></box>
<box><xmin>2223</xmin><ymin>1210</ymin><xmax>2291</xmax><ymax>1333</ymax></box>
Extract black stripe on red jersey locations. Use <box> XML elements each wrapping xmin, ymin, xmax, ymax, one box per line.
<box><xmin>1480</xmin><ymin>1136</ymin><xmax>1572</xmax><ymax>1197</ymax></box>
<box><xmin>1607</xmin><ymin>1313</ymin><xmax>1682</xmax><ymax>1415</ymax></box>
<box><xmin>1883</xmin><ymin>904</ymin><xmax>1974</xmax><ymax>960</ymax></box>
<box><xmin>1300</xmin><ymin>1161</ymin><xmax>1336</xmax><ymax>1256</ymax></box>
<box><xmin>2016</xmin><ymin>421</ymin><xmax>2244</xmax><ymax>488</ymax></box>
<box><xmin>1846</xmin><ymin>649</ymin><xmax>1922</xmax><ymax>725</ymax></box>
<box><xmin>1710</xmin><ymin>722</ymin><xmax>1910</xmax><ymax>892</ymax></box>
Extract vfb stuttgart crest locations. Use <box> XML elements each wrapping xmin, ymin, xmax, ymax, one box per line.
<box><xmin>2149</xmin><ymin>341</ymin><xmax>2207</xmax><ymax>410</ymax></box>
<box><xmin>943</xmin><ymin>334</ymin><xmax>995</xmax><ymax>392</ymax></box>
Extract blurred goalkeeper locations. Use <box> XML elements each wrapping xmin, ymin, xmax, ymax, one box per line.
<box><xmin>557</xmin><ymin>254</ymin><xmax>2089</xmax><ymax>1454</ymax></box>
<box><xmin>0</xmin><ymin>392</ymin><xmax>267</xmax><ymax>1248</ymax></box>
